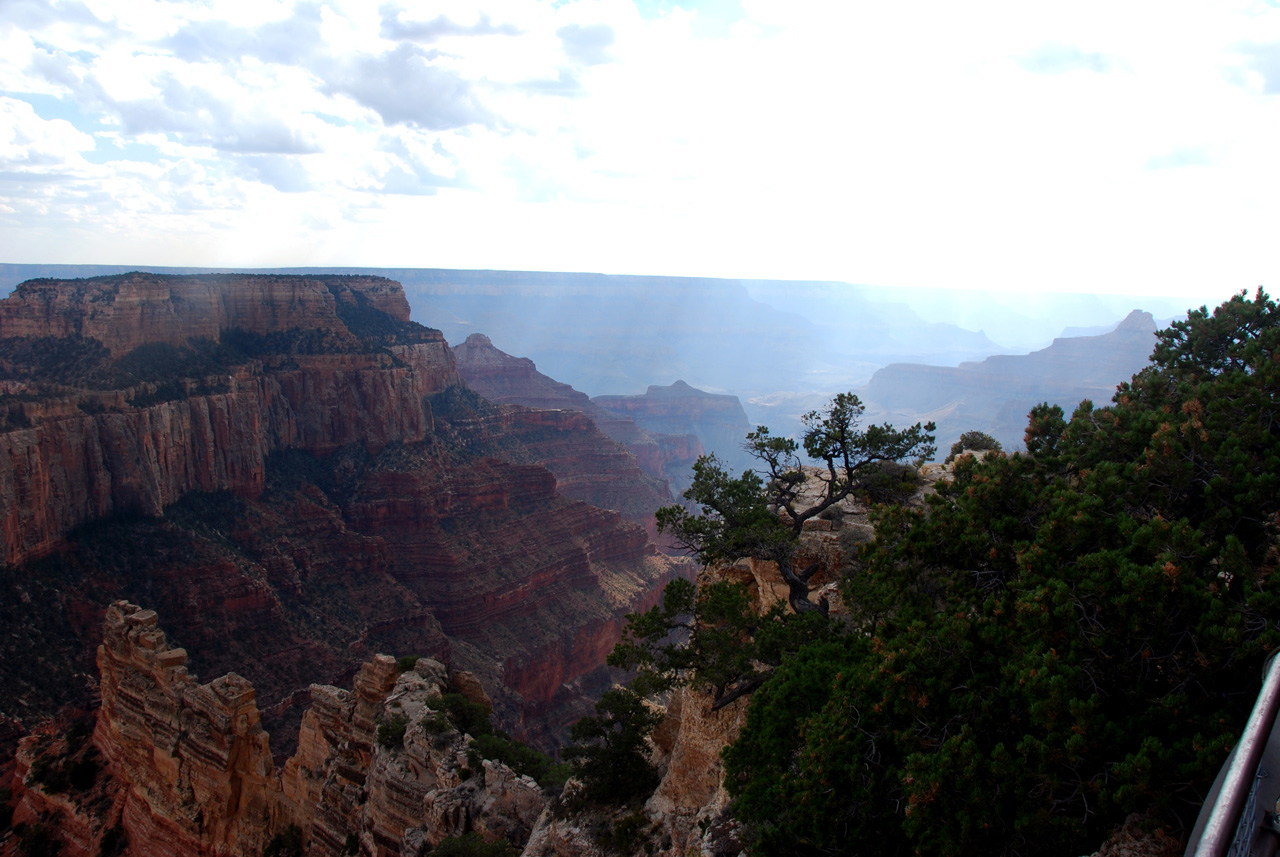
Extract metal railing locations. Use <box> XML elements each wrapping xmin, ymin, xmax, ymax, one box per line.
<box><xmin>1187</xmin><ymin>652</ymin><xmax>1280</xmax><ymax>857</ymax></box>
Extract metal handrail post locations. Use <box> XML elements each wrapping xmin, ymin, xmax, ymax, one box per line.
<box><xmin>1194</xmin><ymin>653</ymin><xmax>1280</xmax><ymax>857</ymax></box>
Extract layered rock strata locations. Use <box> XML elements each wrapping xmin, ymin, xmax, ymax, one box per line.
<box><xmin>7</xmin><ymin>602</ymin><xmax>549</xmax><ymax>857</ymax></box>
<box><xmin>0</xmin><ymin>272</ymin><xmax>411</xmax><ymax>357</ymax></box>
<box><xmin>0</xmin><ymin>273</ymin><xmax>689</xmax><ymax>758</ymax></box>
<box><xmin>0</xmin><ymin>273</ymin><xmax>456</xmax><ymax>567</ymax></box>
<box><xmin>453</xmin><ymin>333</ymin><xmax>702</xmax><ymax>512</ymax></box>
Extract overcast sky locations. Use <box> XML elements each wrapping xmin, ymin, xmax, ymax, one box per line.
<box><xmin>3</xmin><ymin>0</ymin><xmax>1280</xmax><ymax>305</ymax></box>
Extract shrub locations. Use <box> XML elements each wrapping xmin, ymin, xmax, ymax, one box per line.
<box><xmin>563</xmin><ymin>688</ymin><xmax>661</xmax><ymax>807</ymax></box>
<box><xmin>470</xmin><ymin>732</ymin><xmax>571</xmax><ymax>791</ymax></box>
<box><xmin>944</xmin><ymin>429</ymin><xmax>1002</xmax><ymax>463</ymax></box>
<box><xmin>432</xmin><ymin>693</ymin><xmax>493</xmax><ymax>738</ymax></box>
<box><xmin>376</xmin><ymin>713</ymin><xmax>408</xmax><ymax>750</ymax></box>
<box><xmin>395</xmin><ymin>655</ymin><xmax>421</xmax><ymax>673</ymax></box>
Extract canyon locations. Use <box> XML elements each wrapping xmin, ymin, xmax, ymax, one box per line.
<box><xmin>453</xmin><ymin>333</ymin><xmax>704</xmax><ymax>503</ymax></box>
<box><xmin>0</xmin><ymin>272</ymin><xmax>691</xmax><ymax>764</ymax></box>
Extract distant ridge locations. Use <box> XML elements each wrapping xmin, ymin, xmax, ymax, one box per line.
<box><xmin>861</xmin><ymin>310</ymin><xmax>1159</xmax><ymax>453</ymax></box>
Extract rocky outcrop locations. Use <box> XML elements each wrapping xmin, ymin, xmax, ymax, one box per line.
<box><xmin>7</xmin><ymin>603</ymin><xmax>551</xmax><ymax>857</ymax></box>
<box><xmin>453</xmin><ymin>333</ymin><xmax>703</xmax><ymax>509</ymax></box>
<box><xmin>88</xmin><ymin>601</ymin><xmax>280</xmax><ymax>857</ymax></box>
<box><xmin>592</xmin><ymin>381</ymin><xmax>751</xmax><ymax>475</ymax></box>
<box><xmin>0</xmin><ymin>350</ymin><xmax>451</xmax><ymax>566</ymax></box>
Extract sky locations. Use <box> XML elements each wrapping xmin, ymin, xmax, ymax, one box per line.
<box><xmin>3</xmin><ymin>0</ymin><xmax>1280</xmax><ymax>306</ymax></box>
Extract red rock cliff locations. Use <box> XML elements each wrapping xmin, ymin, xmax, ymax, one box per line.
<box><xmin>0</xmin><ymin>272</ymin><xmax>410</xmax><ymax>357</ymax></box>
<box><xmin>453</xmin><ymin>333</ymin><xmax>703</xmax><ymax>516</ymax></box>
<box><xmin>0</xmin><ymin>273</ymin><xmax>457</xmax><ymax>567</ymax></box>
<box><xmin>0</xmin><ymin>273</ymin><xmax>689</xmax><ymax>763</ymax></box>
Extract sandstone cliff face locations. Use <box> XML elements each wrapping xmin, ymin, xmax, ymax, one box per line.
<box><xmin>0</xmin><ymin>272</ymin><xmax>457</xmax><ymax>568</ymax></box>
<box><xmin>0</xmin><ymin>349</ymin><xmax>450</xmax><ymax>566</ymax></box>
<box><xmin>0</xmin><ymin>273</ymin><xmax>689</xmax><ymax>762</ymax></box>
<box><xmin>453</xmin><ymin>333</ymin><xmax>703</xmax><ymax>515</ymax></box>
<box><xmin>7</xmin><ymin>603</ymin><xmax>550</xmax><ymax>857</ymax></box>
<box><xmin>89</xmin><ymin>602</ymin><xmax>281</xmax><ymax>857</ymax></box>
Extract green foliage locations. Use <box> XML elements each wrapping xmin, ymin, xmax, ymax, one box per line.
<box><xmin>563</xmin><ymin>688</ymin><xmax>663</xmax><ymax>806</ymax></box>
<box><xmin>470</xmin><ymin>732</ymin><xmax>571</xmax><ymax>791</ymax></box>
<box><xmin>432</xmin><ymin>692</ymin><xmax>494</xmax><ymax>737</ymax></box>
<box><xmin>945</xmin><ymin>429</ymin><xmax>1003</xmax><ymax>463</ymax></box>
<box><xmin>376</xmin><ymin>713</ymin><xmax>408</xmax><ymax>750</ymax></box>
<box><xmin>658</xmin><ymin>393</ymin><xmax>934</xmax><ymax>568</ymax></box>
<box><xmin>721</xmin><ymin>289</ymin><xmax>1280</xmax><ymax>856</ymax></box>
<box><xmin>656</xmin><ymin>458</ymin><xmax>791</xmax><ymax>567</ymax></box>
<box><xmin>395</xmin><ymin>654</ymin><xmax>422</xmax><ymax>673</ymax></box>
<box><xmin>430</xmin><ymin>832</ymin><xmax>520</xmax><ymax>857</ymax></box>
<box><xmin>610</xmin><ymin>576</ymin><xmax>840</xmax><ymax>709</ymax></box>
<box><xmin>263</xmin><ymin>825</ymin><xmax>303</xmax><ymax>857</ymax></box>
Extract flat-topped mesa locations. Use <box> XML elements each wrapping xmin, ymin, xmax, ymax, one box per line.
<box><xmin>0</xmin><ymin>272</ymin><xmax>414</xmax><ymax>356</ymax></box>
<box><xmin>0</xmin><ymin>273</ymin><xmax>459</xmax><ymax>566</ymax></box>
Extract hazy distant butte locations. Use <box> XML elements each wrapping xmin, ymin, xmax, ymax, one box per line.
<box><xmin>862</xmin><ymin>310</ymin><xmax>1159</xmax><ymax>452</ymax></box>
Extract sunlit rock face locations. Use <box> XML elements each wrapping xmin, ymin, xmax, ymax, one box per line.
<box><xmin>0</xmin><ymin>272</ymin><xmax>690</xmax><ymax>762</ymax></box>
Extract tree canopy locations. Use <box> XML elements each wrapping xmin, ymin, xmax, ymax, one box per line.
<box><xmin>722</xmin><ymin>289</ymin><xmax>1280</xmax><ymax>856</ymax></box>
<box><xmin>656</xmin><ymin>392</ymin><xmax>935</xmax><ymax>615</ymax></box>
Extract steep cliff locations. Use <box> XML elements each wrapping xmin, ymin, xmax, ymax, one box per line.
<box><xmin>0</xmin><ymin>272</ymin><xmax>411</xmax><ymax>358</ymax></box>
<box><xmin>0</xmin><ymin>273</ymin><xmax>690</xmax><ymax>760</ymax></box>
<box><xmin>7</xmin><ymin>603</ymin><xmax>551</xmax><ymax>857</ymax></box>
<box><xmin>453</xmin><ymin>333</ymin><xmax>703</xmax><ymax>511</ymax></box>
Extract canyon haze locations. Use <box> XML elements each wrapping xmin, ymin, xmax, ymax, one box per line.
<box><xmin>0</xmin><ymin>264</ymin><xmax>1193</xmax><ymax>458</ymax></box>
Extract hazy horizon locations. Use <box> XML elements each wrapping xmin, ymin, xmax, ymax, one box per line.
<box><xmin>3</xmin><ymin>1</ymin><xmax>1278</xmax><ymax>310</ymax></box>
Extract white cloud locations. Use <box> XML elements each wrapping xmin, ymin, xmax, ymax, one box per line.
<box><xmin>1</xmin><ymin>0</ymin><xmax>1279</xmax><ymax>308</ymax></box>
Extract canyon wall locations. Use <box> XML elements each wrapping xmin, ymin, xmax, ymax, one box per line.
<box><xmin>0</xmin><ymin>273</ymin><xmax>690</xmax><ymax>759</ymax></box>
<box><xmin>0</xmin><ymin>273</ymin><xmax>411</xmax><ymax>357</ymax></box>
<box><xmin>453</xmin><ymin>333</ymin><xmax>703</xmax><ymax>521</ymax></box>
